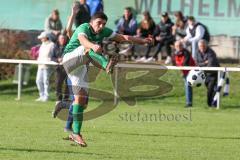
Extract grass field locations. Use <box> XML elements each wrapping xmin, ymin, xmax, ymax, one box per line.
<box><xmin>0</xmin><ymin>66</ymin><xmax>240</xmax><ymax>160</ymax></box>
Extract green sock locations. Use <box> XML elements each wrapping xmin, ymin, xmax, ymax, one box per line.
<box><xmin>88</xmin><ymin>49</ymin><xmax>108</xmax><ymax>69</ymax></box>
<box><xmin>72</xmin><ymin>104</ymin><xmax>84</xmax><ymax>135</ymax></box>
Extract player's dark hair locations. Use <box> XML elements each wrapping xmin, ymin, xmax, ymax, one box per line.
<box><xmin>91</xmin><ymin>12</ymin><xmax>108</xmax><ymax>21</ymax></box>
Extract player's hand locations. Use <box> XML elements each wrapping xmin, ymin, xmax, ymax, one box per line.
<box><xmin>72</xmin><ymin>3</ymin><xmax>79</xmax><ymax>15</ymax></box>
<box><xmin>92</xmin><ymin>44</ymin><xmax>103</xmax><ymax>53</ymax></box>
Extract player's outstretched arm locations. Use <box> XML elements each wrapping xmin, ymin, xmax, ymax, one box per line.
<box><xmin>78</xmin><ymin>35</ymin><xmax>111</xmax><ymax>72</ymax></box>
<box><xmin>66</xmin><ymin>3</ymin><xmax>79</xmax><ymax>38</ymax></box>
<box><xmin>111</xmin><ymin>34</ymin><xmax>153</xmax><ymax>45</ymax></box>
<box><xmin>78</xmin><ymin>35</ymin><xmax>102</xmax><ymax>53</ymax></box>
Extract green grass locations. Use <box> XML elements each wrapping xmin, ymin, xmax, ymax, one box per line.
<box><xmin>0</xmin><ymin>66</ymin><xmax>240</xmax><ymax>160</ymax></box>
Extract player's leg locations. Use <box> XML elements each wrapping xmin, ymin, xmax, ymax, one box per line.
<box><xmin>63</xmin><ymin>46</ymin><xmax>117</xmax><ymax>74</ymax></box>
<box><xmin>64</xmin><ymin>104</ymin><xmax>73</xmax><ymax>132</ymax></box>
<box><xmin>62</xmin><ymin>46</ymin><xmax>91</xmax><ymax>74</ymax></box>
<box><xmin>52</xmin><ymin>77</ymin><xmax>72</xmax><ymax>118</ymax></box>
<box><xmin>70</xmin><ymin>88</ymin><xmax>88</xmax><ymax>147</ymax></box>
<box><xmin>88</xmin><ymin>49</ymin><xmax>108</xmax><ymax>69</ymax></box>
<box><xmin>87</xmin><ymin>49</ymin><xmax>118</xmax><ymax>74</ymax></box>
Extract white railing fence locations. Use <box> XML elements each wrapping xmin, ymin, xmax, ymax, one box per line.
<box><xmin>1</xmin><ymin>59</ymin><xmax>240</xmax><ymax>109</ymax></box>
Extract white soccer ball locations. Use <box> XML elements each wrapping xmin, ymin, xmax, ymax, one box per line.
<box><xmin>187</xmin><ymin>69</ymin><xmax>206</xmax><ymax>87</ymax></box>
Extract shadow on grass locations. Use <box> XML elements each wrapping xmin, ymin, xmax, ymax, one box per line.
<box><xmin>221</xmin><ymin>105</ymin><xmax>240</xmax><ymax>110</ymax></box>
<box><xmin>0</xmin><ymin>88</ymin><xmax>38</xmax><ymax>95</ymax></box>
<box><xmin>96</xmin><ymin>131</ymin><xmax>240</xmax><ymax>140</ymax></box>
<box><xmin>0</xmin><ymin>147</ymin><xmax>113</xmax><ymax>158</ymax></box>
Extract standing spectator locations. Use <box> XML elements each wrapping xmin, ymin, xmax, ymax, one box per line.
<box><xmin>172</xmin><ymin>11</ymin><xmax>187</xmax><ymax>41</ymax></box>
<box><xmin>44</xmin><ymin>9</ymin><xmax>63</xmax><ymax>42</ymax></box>
<box><xmin>116</xmin><ymin>7</ymin><xmax>137</xmax><ymax>36</ymax></box>
<box><xmin>51</xmin><ymin>34</ymin><xmax>69</xmax><ymax>107</ymax></box>
<box><xmin>74</xmin><ymin>0</ymin><xmax>91</xmax><ymax>28</ymax></box>
<box><xmin>182</xmin><ymin>16</ymin><xmax>210</xmax><ymax>60</ymax></box>
<box><xmin>173</xmin><ymin>41</ymin><xmax>195</xmax><ymax>107</ymax></box>
<box><xmin>36</xmin><ymin>32</ymin><xmax>54</xmax><ymax>102</ymax></box>
<box><xmin>87</xmin><ymin>0</ymin><xmax>103</xmax><ymax>16</ymax></box>
<box><xmin>142</xmin><ymin>12</ymin><xmax>174</xmax><ymax>64</ymax></box>
<box><xmin>196</xmin><ymin>40</ymin><xmax>220</xmax><ymax>107</ymax></box>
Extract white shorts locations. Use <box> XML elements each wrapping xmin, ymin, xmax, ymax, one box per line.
<box><xmin>63</xmin><ymin>46</ymin><xmax>89</xmax><ymax>95</ymax></box>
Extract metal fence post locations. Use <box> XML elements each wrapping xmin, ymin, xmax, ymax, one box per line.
<box><xmin>216</xmin><ymin>71</ymin><xmax>221</xmax><ymax>109</ymax></box>
<box><xmin>114</xmin><ymin>66</ymin><xmax>119</xmax><ymax>106</ymax></box>
<box><xmin>16</xmin><ymin>63</ymin><xmax>23</xmax><ymax>100</ymax></box>
<box><xmin>237</xmin><ymin>37</ymin><xmax>240</xmax><ymax>63</ymax></box>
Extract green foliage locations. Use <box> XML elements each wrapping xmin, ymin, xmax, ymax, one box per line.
<box><xmin>0</xmin><ymin>29</ymin><xmax>30</xmax><ymax>80</ymax></box>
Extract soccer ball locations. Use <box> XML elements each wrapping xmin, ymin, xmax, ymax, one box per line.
<box><xmin>187</xmin><ymin>70</ymin><xmax>206</xmax><ymax>87</ymax></box>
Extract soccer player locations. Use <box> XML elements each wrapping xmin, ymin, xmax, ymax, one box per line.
<box><xmin>62</xmin><ymin>11</ymin><xmax>152</xmax><ymax>147</ymax></box>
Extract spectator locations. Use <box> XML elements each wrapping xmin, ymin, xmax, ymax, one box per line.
<box><xmin>135</xmin><ymin>11</ymin><xmax>156</xmax><ymax>62</ymax></box>
<box><xmin>87</xmin><ymin>0</ymin><xmax>103</xmax><ymax>16</ymax></box>
<box><xmin>172</xmin><ymin>11</ymin><xmax>187</xmax><ymax>41</ymax></box>
<box><xmin>173</xmin><ymin>40</ymin><xmax>195</xmax><ymax>107</ymax></box>
<box><xmin>196</xmin><ymin>39</ymin><xmax>220</xmax><ymax>107</ymax></box>
<box><xmin>35</xmin><ymin>32</ymin><xmax>54</xmax><ymax>102</ymax></box>
<box><xmin>174</xmin><ymin>11</ymin><xmax>187</xmax><ymax>23</ymax></box>
<box><xmin>116</xmin><ymin>7</ymin><xmax>137</xmax><ymax>36</ymax></box>
<box><xmin>51</xmin><ymin>34</ymin><xmax>69</xmax><ymax>105</ymax></box>
<box><xmin>182</xmin><ymin>16</ymin><xmax>210</xmax><ymax>61</ymax></box>
<box><xmin>53</xmin><ymin>3</ymin><xmax>79</xmax><ymax>131</ymax></box>
<box><xmin>44</xmin><ymin>9</ymin><xmax>63</xmax><ymax>42</ymax></box>
<box><xmin>74</xmin><ymin>0</ymin><xmax>91</xmax><ymax>28</ymax></box>
<box><xmin>141</xmin><ymin>12</ymin><xmax>174</xmax><ymax>64</ymax></box>
<box><xmin>136</xmin><ymin>11</ymin><xmax>156</xmax><ymax>38</ymax></box>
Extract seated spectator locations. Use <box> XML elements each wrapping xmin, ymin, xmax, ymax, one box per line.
<box><xmin>173</xmin><ymin>40</ymin><xmax>195</xmax><ymax>107</ymax></box>
<box><xmin>44</xmin><ymin>9</ymin><xmax>63</xmax><ymax>42</ymax></box>
<box><xmin>115</xmin><ymin>7</ymin><xmax>137</xmax><ymax>36</ymax></box>
<box><xmin>196</xmin><ymin>39</ymin><xmax>220</xmax><ymax>107</ymax></box>
<box><xmin>136</xmin><ymin>11</ymin><xmax>156</xmax><ymax>38</ymax></box>
<box><xmin>174</xmin><ymin>11</ymin><xmax>187</xmax><ymax>24</ymax></box>
<box><xmin>135</xmin><ymin>11</ymin><xmax>156</xmax><ymax>62</ymax></box>
<box><xmin>140</xmin><ymin>12</ymin><xmax>174</xmax><ymax>64</ymax></box>
<box><xmin>172</xmin><ymin>11</ymin><xmax>187</xmax><ymax>40</ymax></box>
<box><xmin>51</xmin><ymin>34</ymin><xmax>69</xmax><ymax>105</ymax></box>
<box><xmin>36</xmin><ymin>32</ymin><xmax>55</xmax><ymax>102</ymax></box>
<box><xmin>74</xmin><ymin>0</ymin><xmax>91</xmax><ymax>28</ymax></box>
<box><xmin>182</xmin><ymin>16</ymin><xmax>210</xmax><ymax>61</ymax></box>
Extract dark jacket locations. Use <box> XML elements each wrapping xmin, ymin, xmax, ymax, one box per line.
<box><xmin>52</xmin><ymin>44</ymin><xmax>65</xmax><ymax>70</ymax></box>
<box><xmin>189</xmin><ymin>22</ymin><xmax>210</xmax><ymax>42</ymax></box>
<box><xmin>196</xmin><ymin>47</ymin><xmax>220</xmax><ymax>76</ymax></box>
<box><xmin>174</xmin><ymin>48</ymin><xmax>195</xmax><ymax>76</ymax></box>
<box><xmin>154</xmin><ymin>18</ymin><xmax>174</xmax><ymax>41</ymax></box>
<box><xmin>138</xmin><ymin>20</ymin><xmax>156</xmax><ymax>38</ymax></box>
<box><xmin>75</xmin><ymin>3</ymin><xmax>91</xmax><ymax>27</ymax></box>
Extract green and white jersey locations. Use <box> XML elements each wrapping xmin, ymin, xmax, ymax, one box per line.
<box><xmin>64</xmin><ymin>23</ymin><xmax>115</xmax><ymax>54</ymax></box>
